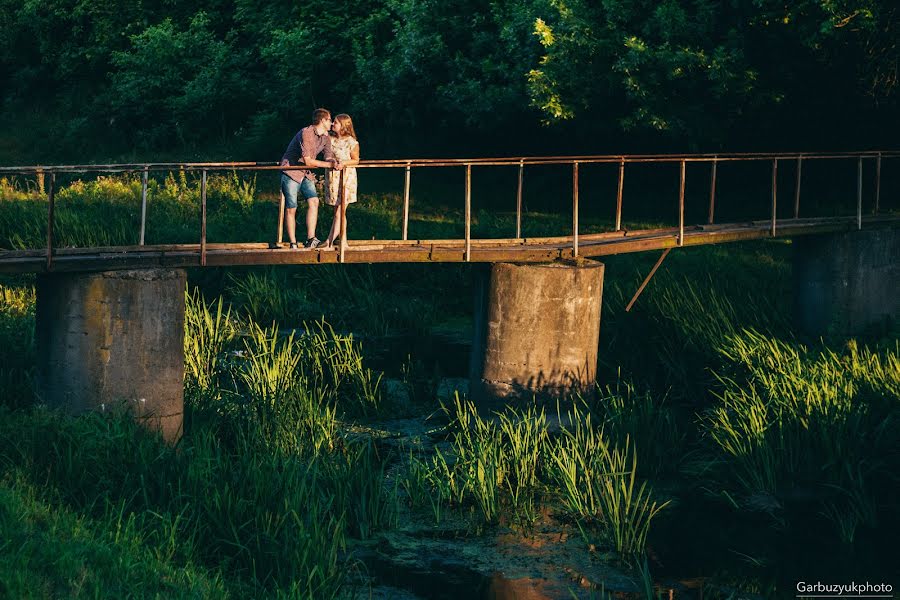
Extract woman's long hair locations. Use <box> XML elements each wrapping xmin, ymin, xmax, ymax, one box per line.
<box><xmin>334</xmin><ymin>114</ymin><xmax>357</xmax><ymax>140</ymax></box>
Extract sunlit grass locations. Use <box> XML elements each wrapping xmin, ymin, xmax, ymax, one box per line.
<box><xmin>699</xmin><ymin>332</ymin><xmax>899</xmax><ymax>541</ymax></box>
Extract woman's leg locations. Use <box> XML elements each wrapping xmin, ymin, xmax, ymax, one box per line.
<box><xmin>339</xmin><ymin>201</ymin><xmax>349</xmax><ymax>250</ymax></box>
<box><xmin>326</xmin><ymin>203</ymin><xmax>343</xmax><ymax>247</ymax></box>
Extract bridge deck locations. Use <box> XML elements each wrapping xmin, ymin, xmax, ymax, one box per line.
<box><xmin>0</xmin><ymin>215</ymin><xmax>895</xmax><ymax>273</ymax></box>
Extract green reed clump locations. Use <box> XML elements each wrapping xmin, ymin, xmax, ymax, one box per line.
<box><xmin>701</xmin><ymin>330</ymin><xmax>899</xmax><ymax>541</ymax></box>
<box><xmin>300</xmin><ymin>319</ymin><xmax>383</xmax><ymax>418</ymax></box>
<box><xmin>402</xmin><ymin>394</ymin><xmax>669</xmax><ymax>552</ymax></box>
<box><xmin>403</xmin><ymin>395</ymin><xmax>549</xmax><ymax>525</ymax></box>
<box><xmin>183</xmin><ymin>288</ymin><xmax>238</xmax><ymax>436</ymax></box>
<box><xmin>236</xmin><ymin>321</ymin><xmax>340</xmax><ymax>454</ymax></box>
<box><xmin>549</xmin><ymin>402</ymin><xmax>670</xmax><ymax>555</ymax></box>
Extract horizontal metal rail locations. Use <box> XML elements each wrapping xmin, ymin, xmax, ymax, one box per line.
<box><xmin>2</xmin><ymin>151</ymin><xmax>898</xmax><ymax>174</ymax></box>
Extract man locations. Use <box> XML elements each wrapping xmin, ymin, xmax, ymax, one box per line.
<box><xmin>280</xmin><ymin>108</ymin><xmax>341</xmax><ymax>248</ymax></box>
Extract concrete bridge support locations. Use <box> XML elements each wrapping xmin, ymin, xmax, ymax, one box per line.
<box><xmin>35</xmin><ymin>269</ymin><xmax>186</xmax><ymax>443</ymax></box>
<box><xmin>793</xmin><ymin>228</ymin><xmax>899</xmax><ymax>337</ymax></box>
<box><xmin>470</xmin><ymin>259</ymin><xmax>604</xmax><ymax>404</ymax></box>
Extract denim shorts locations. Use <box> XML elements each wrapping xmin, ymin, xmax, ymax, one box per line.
<box><xmin>281</xmin><ymin>174</ymin><xmax>318</xmax><ymax>209</ymax></box>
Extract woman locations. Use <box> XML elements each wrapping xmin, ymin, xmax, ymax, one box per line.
<box><xmin>324</xmin><ymin>113</ymin><xmax>360</xmax><ymax>249</ymax></box>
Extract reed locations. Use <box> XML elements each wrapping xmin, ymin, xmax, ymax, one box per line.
<box><xmin>402</xmin><ymin>395</ymin><xmax>550</xmax><ymax>525</ymax></box>
<box><xmin>701</xmin><ymin>330</ymin><xmax>899</xmax><ymax>540</ymax></box>
<box><xmin>550</xmin><ymin>402</ymin><xmax>670</xmax><ymax>555</ymax></box>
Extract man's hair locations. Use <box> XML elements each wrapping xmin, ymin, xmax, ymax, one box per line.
<box><xmin>312</xmin><ymin>108</ymin><xmax>331</xmax><ymax>125</ymax></box>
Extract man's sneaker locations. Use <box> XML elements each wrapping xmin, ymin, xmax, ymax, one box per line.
<box><xmin>303</xmin><ymin>237</ymin><xmax>322</xmax><ymax>249</ymax></box>
<box><xmin>289</xmin><ymin>242</ymin><xmax>299</xmax><ymax>249</ymax></box>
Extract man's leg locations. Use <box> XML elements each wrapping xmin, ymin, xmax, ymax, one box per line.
<box><xmin>299</xmin><ymin>178</ymin><xmax>321</xmax><ymax>244</ymax></box>
<box><xmin>285</xmin><ymin>207</ymin><xmax>297</xmax><ymax>244</ymax></box>
<box><xmin>281</xmin><ymin>175</ymin><xmax>301</xmax><ymax>245</ymax></box>
<box><xmin>306</xmin><ymin>197</ymin><xmax>319</xmax><ymax>240</ymax></box>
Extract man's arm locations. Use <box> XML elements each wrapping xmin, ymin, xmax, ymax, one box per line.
<box><xmin>301</xmin><ymin>128</ymin><xmax>337</xmax><ymax>169</ymax></box>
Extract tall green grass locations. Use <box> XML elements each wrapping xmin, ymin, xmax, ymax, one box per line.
<box><xmin>401</xmin><ymin>395</ymin><xmax>669</xmax><ymax>556</ymax></box>
<box><xmin>549</xmin><ymin>402</ymin><xmax>670</xmax><ymax>555</ymax></box>
<box><xmin>700</xmin><ymin>331</ymin><xmax>899</xmax><ymax>542</ymax></box>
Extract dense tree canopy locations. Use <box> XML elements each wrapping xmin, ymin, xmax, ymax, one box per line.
<box><xmin>0</xmin><ymin>0</ymin><xmax>895</xmax><ymax>161</ymax></box>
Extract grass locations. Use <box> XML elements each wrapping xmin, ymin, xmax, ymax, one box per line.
<box><xmin>0</xmin><ymin>174</ymin><xmax>897</xmax><ymax>594</ymax></box>
<box><xmin>699</xmin><ymin>332</ymin><xmax>899</xmax><ymax>538</ymax></box>
<box><xmin>0</xmin><ymin>470</ymin><xmax>226</xmax><ymax>599</ymax></box>
<box><xmin>0</xmin><ymin>284</ymin><xmax>400</xmax><ymax>597</ymax></box>
<box><xmin>399</xmin><ymin>395</ymin><xmax>669</xmax><ymax>557</ymax></box>
<box><xmin>549</xmin><ymin>401</ymin><xmax>670</xmax><ymax>555</ymax></box>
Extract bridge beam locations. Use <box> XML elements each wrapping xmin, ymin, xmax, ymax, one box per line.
<box><xmin>35</xmin><ymin>269</ymin><xmax>186</xmax><ymax>443</ymax></box>
<box><xmin>793</xmin><ymin>229</ymin><xmax>899</xmax><ymax>337</ymax></box>
<box><xmin>470</xmin><ymin>260</ymin><xmax>604</xmax><ymax>404</ymax></box>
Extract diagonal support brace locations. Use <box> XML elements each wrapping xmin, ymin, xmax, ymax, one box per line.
<box><xmin>625</xmin><ymin>247</ymin><xmax>672</xmax><ymax>312</ymax></box>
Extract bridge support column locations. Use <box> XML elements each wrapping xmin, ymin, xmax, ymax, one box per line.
<box><xmin>793</xmin><ymin>229</ymin><xmax>899</xmax><ymax>337</ymax></box>
<box><xmin>35</xmin><ymin>269</ymin><xmax>186</xmax><ymax>443</ymax></box>
<box><xmin>470</xmin><ymin>260</ymin><xmax>604</xmax><ymax>404</ymax></box>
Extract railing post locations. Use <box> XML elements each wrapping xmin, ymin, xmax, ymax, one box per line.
<box><xmin>794</xmin><ymin>156</ymin><xmax>802</xmax><ymax>219</ymax></box>
<box><xmin>200</xmin><ymin>169</ymin><xmax>207</xmax><ymax>267</ymax></box>
<box><xmin>874</xmin><ymin>152</ymin><xmax>881</xmax><ymax>215</ymax></box>
<box><xmin>516</xmin><ymin>160</ymin><xmax>523</xmax><ymax>240</ymax></box>
<box><xmin>573</xmin><ymin>161</ymin><xmax>579</xmax><ymax>256</ymax></box>
<box><xmin>402</xmin><ymin>162</ymin><xmax>411</xmax><ymax>241</ymax></box>
<box><xmin>678</xmin><ymin>160</ymin><xmax>685</xmax><ymax>246</ymax></box>
<box><xmin>140</xmin><ymin>167</ymin><xmax>148</xmax><ymax>245</ymax></box>
<box><xmin>770</xmin><ymin>159</ymin><xmax>778</xmax><ymax>237</ymax></box>
<box><xmin>277</xmin><ymin>191</ymin><xmax>285</xmax><ymax>246</ymax></box>
<box><xmin>339</xmin><ymin>169</ymin><xmax>347</xmax><ymax>264</ymax></box>
<box><xmin>857</xmin><ymin>156</ymin><xmax>863</xmax><ymax>230</ymax></box>
<box><xmin>615</xmin><ymin>158</ymin><xmax>625</xmax><ymax>231</ymax></box>
<box><xmin>707</xmin><ymin>157</ymin><xmax>717</xmax><ymax>225</ymax></box>
<box><xmin>46</xmin><ymin>171</ymin><xmax>56</xmax><ymax>271</ymax></box>
<box><xmin>465</xmin><ymin>164</ymin><xmax>471</xmax><ymax>262</ymax></box>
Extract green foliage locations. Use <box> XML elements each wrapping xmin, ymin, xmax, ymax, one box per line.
<box><xmin>1</xmin><ymin>0</ymin><xmax>896</xmax><ymax>158</ymax></box>
<box><xmin>109</xmin><ymin>12</ymin><xmax>253</xmax><ymax>147</ymax></box>
<box><xmin>593</xmin><ymin>381</ymin><xmax>684</xmax><ymax>477</ymax></box>
<box><xmin>528</xmin><ymin>0</ymin><xmax>897</xmax><ymax>141</ymax></box>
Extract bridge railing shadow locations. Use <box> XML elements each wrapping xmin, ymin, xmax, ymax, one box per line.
<box><xmin>0</xmin><ymin>151</ymin><xmax>896</xmax><ymax>267</ymax></box>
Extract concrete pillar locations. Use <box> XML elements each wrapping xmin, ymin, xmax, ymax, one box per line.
<box><xmin>470</xmin><ymin>259</ymin><xmax>604</xmax><ymax>403</ymax></box>
<box><xmin>793</xmin><ymin>228</ymin><xmax>899</xmax><ymax>337</ymax></box>
<box><xmin>35</xmin><ymin>269</ymin><xmax>186</xmax><ymax>443</ymax></box>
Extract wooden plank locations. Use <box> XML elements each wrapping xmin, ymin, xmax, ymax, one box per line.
<box><xmin>0</xmin><ymin>216</ymin><xmax>895</xmax><ymax>273</ymax></box>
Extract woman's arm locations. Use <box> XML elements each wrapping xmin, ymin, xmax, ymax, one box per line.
<box><xmin>342</xmin><ymin>143</ymin><xmax>360</xmax><ymax>167</ymax></box>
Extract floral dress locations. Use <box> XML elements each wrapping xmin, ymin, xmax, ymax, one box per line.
<box><xmin>326</xmin><ymin>136</ymin><xmax>359</xmax><ymax>206</ymax></box>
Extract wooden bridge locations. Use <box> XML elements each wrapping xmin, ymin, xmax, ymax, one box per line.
<box><xmin>3</xmin><ymin>150</ymin><xmax>896</xmax><ymax>443</ymax></box>
<box><xmin>0</xmin><ymin>151</ymin><xmax>896</xmax><ymax>272</ymax></box>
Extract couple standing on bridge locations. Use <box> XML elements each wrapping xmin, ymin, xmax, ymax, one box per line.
<box><xmin>279</xmin><ymin>108</ymin><xmax>360</xmax><ymax>250</ymax></box>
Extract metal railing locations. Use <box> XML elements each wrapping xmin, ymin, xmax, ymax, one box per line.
<box><xmin>0</xmin><ymin>151</ymin><xmax>895</xmax><ymax>267</ymax></box>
